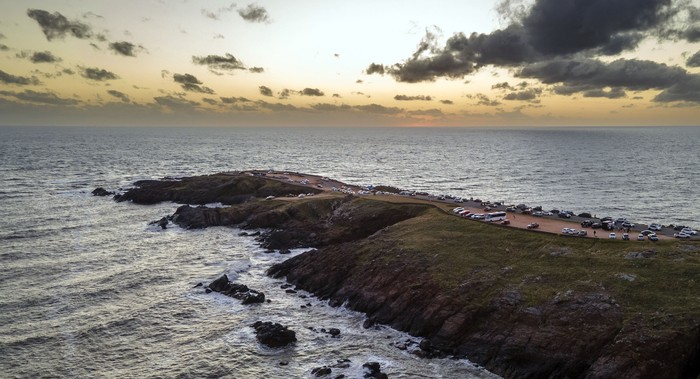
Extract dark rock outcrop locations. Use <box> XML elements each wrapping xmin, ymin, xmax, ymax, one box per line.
<box><xmin>113</xmin><ymin>173</ymin><xmax>320</xmax><ymax>205</ymax></box>
<box><xmin>362</xmin><ymin>362</ymin><xmax>388</xmax><ymax>379</ymax></box>
<box><xmin>251</xmin><ymin>321</ymin><xmax>296</xmax><ymax>348</ymax></box>
<box><xmin>206</xmin><ymin>274</ymin><xmax>265</xmax><ymax>304</ymax></box>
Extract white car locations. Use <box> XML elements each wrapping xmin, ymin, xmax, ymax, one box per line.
<box><xmin>637</xmin><ymin>234</ymin><xmax>645</xmax><ymax>241</ymax></box>
<box><xmin>453</xmin><ymin>207</ymin><xmax>464</xmax><ymax>213</ymax></box>
<box><xmin>649</xmin><ymin>223</ymin><xmax>662</xmax><ymax>231</ymax></box>
<box><xmin>674</xmin><ymin>233</ymin><xmax>691</xmax><ymax>239</ymax></box>
<box><xmin>561</xmin><ymin>228</ymin><xmax>574</xmax><ymax>234</ymax></box>
<box><xmin>609</xmin><ymin>233</ymin><xmax>616</xmax><ymax>239</ymax></box>
<box><xmin>681</xmin><ymin>228</ymin><xmax>697</xmax><ymax>235</ymax></box>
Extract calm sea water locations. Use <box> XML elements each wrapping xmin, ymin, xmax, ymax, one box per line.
<box><xmin>1</xmin><ymin>125</ymin><xmax>698</xmax><ymax>378</ymax></box>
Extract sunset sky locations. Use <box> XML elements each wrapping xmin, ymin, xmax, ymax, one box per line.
<box><xmin>1</xmin><ymin>0</ymin><xmax>699</xmax><ymax>127</ymax></box>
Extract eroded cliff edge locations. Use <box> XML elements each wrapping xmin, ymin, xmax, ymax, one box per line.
<box><xmin>110</xmin><ymin>172</ymin><xmax>700</xmax><ymax>378</ymax></box>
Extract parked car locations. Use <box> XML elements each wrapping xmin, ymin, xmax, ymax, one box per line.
<box><xmin>452</xmin><ymin>207</ymin><xmax>464</xmax><ymax>213</ymax></box>
<box><xmin>591</xmin><ymin>222</ymin><xmax>602</xmax><ymax>229</ymax></box>
<box><xmin>649</xmin><ymin>235</ymin><xmax>659</xmax><ymax>241</ymax></box>
<box><xmin>674</xmin><ymin>233</ymin><xmax>691</xmax><ymax>239</ymax></box>
<box><xmin>681</xmin><ymin>228</ymin><xmax>697</xmax><ymax>235</ymax></box>
<box><xmin>577</xmin><ymin>230</ymin><xmax>588</xmax><ymax>237</ymax></box>
<box><xmin>674</xmin><ymin>225</ymin><xmax>687</xmax><ymax>231</ymax></box>
<box><xmin>527</xmin><ymin>223</ymin><xmax>539</xmax><ymax>229</ymax></box>
<box><xmin>562</xmin><ymin>228</ymin><xmax>574</xmax><ymax>234</ymax></box>
<box><xmin>506</xmin><ymin>207</ymin><xmax>517</xmax><ymax>212</ymax></box>
<box><xmin>500</xmin><ymin>219</ymin><xmax>511</xmax><ymax>225</ymax></box>
<box><xmin>542</xmin><ymin>211</ymin><xmax>554</xmax><ymax>216</ymax></box>
<box><xmin>521</xmin><ymin>209</ymin><xmax>532</xmax><ymax>215</ymax></box>
<box><xmin>622</xmin><ymin>222</ymin><xmax>633</xmax><ymax>228</ymax></box>
<box><xmin>533</xmin><ymin>211</ymin><xmax>544</xmax><ymax>217</ymax></box>
<box><xmin>609</xmin><ymin>233</ymin><xmax>616</xmax><ymax>239</ymax></box>
<box><xmin>637</xmin><ymin>234</ymin><xmax>645</xmax><ymax>241</ymax></box>
<box><xmin>649</xmin><ymin>223</ymin><xmax>662</xmax><ymax>231</ymax></box>
<box><xmin>581</xmin><ymin>220</ymin><xmax>593</xmax><ymax>227</ymax></box>
<box><xmin>558</xmin><ymin>212</ymin><xmax>571</xmax><ymax>218</ymax></box>
<box><xmin>640</xmin><ymin>230</ymin><xmax>654</xmax><ymax>236</ymax></box>
<box><xmin>622</xmin><ymin>233</ymin><xmax>630</xmax><ymax>240</ymax></box>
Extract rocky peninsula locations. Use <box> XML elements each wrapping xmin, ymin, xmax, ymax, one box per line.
<box><xmin>105</xmin><ymin>171</ymin><xmax>700</xmax><ymax>378</ymax></box>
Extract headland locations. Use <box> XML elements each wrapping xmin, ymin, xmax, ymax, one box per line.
<box><xmin>101</xmin><ymin>171</ymin><xmax>700</xmax><ymax>378</ymax></box>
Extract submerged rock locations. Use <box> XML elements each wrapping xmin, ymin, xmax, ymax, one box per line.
<box><xmin>251</xmin><ymin>321</ymin><xmax>296</xmax><ymax>348</ymax></box>
<box><xmin>92</xmin><ymin>187</ymin><xmax>113</xmax><ymax>196</ymax></box>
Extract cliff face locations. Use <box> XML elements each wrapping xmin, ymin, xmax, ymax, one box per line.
<box><xmin>268</xmin><ymin>242</ymin><xmax>699</xmax><ymax>379</ymax></box>
<box><xmin>107</xmin><ymin>173</ymin><xmax>700</xmax><ymax>378</ymax></box>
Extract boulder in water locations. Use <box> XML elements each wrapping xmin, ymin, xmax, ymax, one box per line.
<box><xmin>251</xmin><ymin>321</ymin><xmax>297</xmax><ymax>348</ymax></box>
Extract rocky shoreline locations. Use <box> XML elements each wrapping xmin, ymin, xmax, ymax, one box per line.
<box><xmin>101</xmin><ymin>172</ymin><xmax>700</xmax><ymax>378</ymax></box>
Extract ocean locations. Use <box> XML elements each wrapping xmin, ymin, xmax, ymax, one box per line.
<box><xmin>1</xmin><ymin>125</ymin><xmax>698</xmax><ymax>378</ymax></box>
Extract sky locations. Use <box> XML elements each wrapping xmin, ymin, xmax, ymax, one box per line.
<box><xmin>0</xmin><ymin>0</ymin><xmax>699</xmax><ymax>127</ymax></box>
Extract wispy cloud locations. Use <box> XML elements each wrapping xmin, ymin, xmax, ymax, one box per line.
<box><xmin>259</xmin><ymin>85</ymin><xmax>273</xmax><ymax>97</ymax></box>
<box><xmin>27</xmin><ymin>9</ymin><xmax>93</xmax><ymax>40</ymax></box>
<box><xmin>107</xmin><ymin>89</ymin><xmax>130</xmax><ymax>102</ymax></box>
<box><xmin>394</xmin><ymin>94</ymin><xmax>432</xmax><ymax>101</ymax></box>
<box><xmin>0</xmin><ymin>70</ymin><xmax>41</xmax><ymax>85</ymax></box>
<box><xmin>238</xmin><ymin>4</ymin><xmax>270</xmax><ymax>23</ymax></box>
<box><xmin>109</xmin><ymin>41</ymin><xmax>142</xmax><ymax>57</ymax></box>
<box><xmin>192</xmin><ymin>53</ymin><xmax>246</xmax><ymax>71</ymax></box>
<box><xmin>0</xmin><ymin>89</ymin><xmax>78</xmax><ymax>105</ymax></box>
<box><xmin>173</xmin><ymin>73</ymin><xmax>214</xmax><ymax>94</ymax></box>
<box><xmin>81</xmin><ymin>67</ymin><xmax>119</xmax><ymax>81</ymax></box>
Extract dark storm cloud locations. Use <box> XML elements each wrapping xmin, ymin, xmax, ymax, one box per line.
<box><xmin>582</xmin><ymin>88</ymin><xmax>627</xmax><ymax>99</ymax></box>
<box><xmin>107</xmin><ymin>89</ymin><xmax>130</xmax><ymax>102</ymax></box>
<box><xmin>238</xmin><ymin>4</ymin><xmax>270</xmax><ymax>23</ymax></box>
<box><xmin>492</xmin><ymin>82</ymin><xmax>514</xmax><ymax>90</ymax></box>
<box><xmin>259</xmin><ymin>85</ymin><xmax>273</xmax><ymax>97</ymax></box>
<box><xmin>0</xmin><ymin>70</ymin><xmax>41</xmax><ymax>85</ymax></box>
<box><xmin>654</xmin><ymin>75</ymin><xmax>700</xmax><ymax>102</ymax></box>
<box><xmin>0</xmin><ymin>89</ymin><xmax>77</xmax><ymax>105</ymax></box>
<box><xmin>192</xmin><ymin>53</ymin><xmax>246</xmax><ymax>71</ymax></box>
<box><xmin>249</xmin><ymin>67</ymin><xmax>264</xmax><ymax>73</ymax></box>
<box><xmin>394</xmin><ymin>94</ymin><xmax>432</xmax><ymax>101</ymax></box>
<box><xmin>687</xmin><ymin>51</ymin><xmax>700</xmax><ymax>67</ymax></box>
<box><xmin>518</xmin><ymin>58</ymin><xmax>686</xmax><ymax>90</ymax></box>
<box><xmin>109</xmin><ymin>41</ymin><xmax>140</xmax><ymax>57</ymax></box>
<box><xmin>300</xmin><ymin>88</ymin><xmax>324</xmax><ymax>96</ymax></box>
<box><xmin>0</xmin><ymin>44</ymin><xmax>9</xmax><ymax>51</ymax></box>
<box><xmin>173</xmin><ymin>73</ymin><xmax>214</xmax><ymax>94</ymax></box>
<box><xmin>440</xmin><ymin>99</ymin><xmax>454</xmax><ymax>104</ymax></box>
<box><xmin>27</xmin><ymin>9</ymin><xmax>93</xmax><ymax>40</ymax></box>
<box><xmin>29</xmin><ymin>51</ymin><xmax>61</xmax><ymax>63</ymax></box>
<box><xmin>202</xmin><ymin>98</ymin><xmax>218</xmax><ymax>105</ymax></box>
<box><xmin>81</xmin><ymin>67</ymin><xmax>118</xmax><ymax>81</ymax></box>
<box><xmin>367</xmin><ymin>0</ymin><xmax>681</xmax><ymax>83</ymax></box>
<box><xmin>332</xmin><ymin>93</ymin><xmax>341</xmax><ymax>98</ymax></box>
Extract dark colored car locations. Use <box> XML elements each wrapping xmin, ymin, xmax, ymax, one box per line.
<box><xmin>581</xmin><ymin>220</ymin><xmax>593</xmax><ymax>227</ymax></box>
